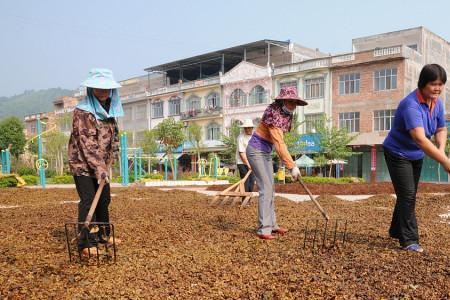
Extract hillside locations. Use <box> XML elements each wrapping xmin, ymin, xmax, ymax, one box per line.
<box><xmin>0</xmin><ymin>88</ymin><xmax>75</xmax><ymax>121</ymax></box>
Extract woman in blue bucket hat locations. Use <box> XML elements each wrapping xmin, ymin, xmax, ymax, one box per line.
<box><xmin>68</xmin><ymin>68</ymin><xmax>123</xmax><ymax>256</ymax></box>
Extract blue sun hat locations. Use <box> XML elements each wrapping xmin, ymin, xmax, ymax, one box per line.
<box><xmin>80</xmin><ymin>68</ymin><xmax>121</xmax><ymax>89</ymax></box>
<box><xmin>76</xmin><ymin>68</ymin><xmax>124</xmax><ymax>120</ymax></box>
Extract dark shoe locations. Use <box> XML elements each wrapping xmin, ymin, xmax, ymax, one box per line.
<box><xmin>403</xmin><ymin>243</ymin><xmax>424</xmax><ymax>253</ymax></box>
<box><xmin>257</xmin><ymin>233</ymin><xmax>276</xmax><ymax>240</ymax></box>
<box><xmin>272</xmin><ymin>227</ymin><xmax>288</xmax><ymax>235</ymax></box>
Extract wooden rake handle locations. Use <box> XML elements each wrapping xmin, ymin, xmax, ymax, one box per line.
<box><xmin>298</xmin><ymin>178</ymin><xmax>330</xmax><ymax>221</ymax></box>
<box><xmin>83</xmin><ymin>179</ymin><xmax>106</xmax><ymax>228</ymax></box>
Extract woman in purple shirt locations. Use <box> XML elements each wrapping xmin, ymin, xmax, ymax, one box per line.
<box><xmin>383</xmin><ymin>64</ymin><xmax>450</xmax><ymax>252</ymax></box>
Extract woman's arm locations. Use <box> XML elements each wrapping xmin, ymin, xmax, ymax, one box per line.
<box><xmin>410</xmin><ymin>127</ymin><xmax>450</xmax><ymax>171</ymax></box>
<box><xmin>267</xmin><ymin>126</ymin><xmax>296</xmax><ymax>170</ymax></box>
<box><xmin>435</xmin><ymin>127</ymin><xmax>447</xmax><ymax>153</ymax></box>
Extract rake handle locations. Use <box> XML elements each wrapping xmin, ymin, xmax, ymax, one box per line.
<box><xmin>298</xmin><ymin>178</ymin><xmax>330</xmax><ymax>221</ymax></box>
<box><xmin>83</xmin><ymin>179</ymin><xmax>106</xmax><ymax>228</ymax></box>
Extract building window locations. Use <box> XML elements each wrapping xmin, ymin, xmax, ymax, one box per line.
<box><xmin>229</xmin><ymin>89</ymin><xmax>246</xmax><ymax>107</ymax></box>
<box><xmin>374</xmin><ymin>68</ymin><xmax>397</xmax><ymax>91</ymax></box>
<box><xmin>206</xmin><ymin>92</ymin><xmax>220</xmax><ymax>109</ymax></box>
<box><xmin>169</xmin><ymin>97</ymin><xmax>181</xmax><ymax>116</ymax></box>
<box><xmin>374</xmin><ymin>109</ymin><xmax>396</xmax><ymax>131</ymax></box>
<box><xmin>152</xmin><ymin>101</ymin><xmax>163</xmax><ymax>119</ymax></box>
<box><xmin>304</xmin><ymin>113</ymin><xmax>324</xmax><ymax>133</ymax></box>
<box><xmin>248</xmin><ymin>85</ymin><xmax>267</xmax><ymax>105</ymax></box>
<box><xmin>206</xmin><ymin>123</ymin><xmax>221</xmax><ymax>140</ymax></box>
<box><xmin>124</xmin><ymin>107</ymin><xmax>132</xmax><ymax>121</ymax></box>
<box><xmin>304</xmin><ymin>78</ymin><xmax>324</xmax><ymax>99</ymax></box>
<box><xmin>279</xmin><ymin>80</ymin><xmax>298</xmax><ymax>91</ymax></box>
<box><xmin>135</xmin><ymin>104</ymin><xmax>147</xmax><ymax>120</ymax></box>
<box><xmin>408</xmin><ymin>44</ymin><xmax>418</xmax><ymax>51</ymax></box>
<box><xmin>339</xmin><ymin>112</ymin><xmax>360</xmax><ymax>133</ymax></box>
<box><xmin>186</xmin><ymin>96</ymin><xmax>201</xmax><ymax>112</ymax></box>
<box><xmin>339</xmin><ymin>73</ymin><xmax>360</xmax><ymax>95</ymax></box>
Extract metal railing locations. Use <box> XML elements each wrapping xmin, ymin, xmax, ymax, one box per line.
<box><xmin>180</xmin><ymin>106</ymin><xmax>222</xmax><ymax>120</ymax></box>
<box><xmin>274</xmin><ymin>58</ymin><xmax>330</xmax><ymax>75</ymax></box>
<box><xmin>147</xmin><ymin>76</ymin><xmax>220</xmax><ymax>97</ymax></box>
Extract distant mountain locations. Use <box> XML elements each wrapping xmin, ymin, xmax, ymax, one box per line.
<box><xmin>0</xmin><ymin>88</ymin><xmax>75</xmax><ymax>121</ymax></box>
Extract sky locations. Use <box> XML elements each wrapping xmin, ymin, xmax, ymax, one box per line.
<box><xmin>1</xmin><ymin>0</ymin><xmax>450</xmax><ymax>97</ymax></box>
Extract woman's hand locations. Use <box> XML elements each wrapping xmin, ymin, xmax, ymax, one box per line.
<box><xmin>291</xmin><ymin>166</ymin><xmax>301</xmax><ymax>181</ymax></box>
<box><xmin>442</xmin><ymin>159</ymin><xmax>450</xmax><ymax>174</ymax></box>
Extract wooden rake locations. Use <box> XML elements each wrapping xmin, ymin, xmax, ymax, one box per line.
<box><xmin>209</xmin><ymin>170</ymin><xmax>254</xmax><ymax>207</ymax></box>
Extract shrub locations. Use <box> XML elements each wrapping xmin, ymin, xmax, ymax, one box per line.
<box><xmin>21</xmin><ymin>175</ymin><xmax>39</xmax><ymax>185</ymax></box>
<box><xmin>274</xmin><ymin>175</ymin><xmax>365</xmax><ymax>184</ymax></box>
<box><xmin>51</xmin><ymin>175</ymin><xmax>74</xmax><ymax>184</ymax></box>
<box><xmin>217</xmin><ymin>175</ymin><xmax>240</xmax><ymax>184</ymax></box>
<box><xmin>17</xmin><ymin>167</ymin><xmax>36</xmax><ymax>176</ymax></box>
<box><xmin>142</xmin><ymin>173</ymin><xmax>164</xmax><ymax>180</ymax></box>
<box><xmin>45</xmin><ymin>169</ymin><xmax>57</xmax><ymax>178</ymax></box>
<box><xmin>0</xmin><ymin>176</ymin><xmax>18</xmax><ymax>188</ymax></box>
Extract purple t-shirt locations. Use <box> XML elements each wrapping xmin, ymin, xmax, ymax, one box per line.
<box><xmin>383</xmin><ymin>89</ymin><xmax>445</xmax><ymax>160</ymax></box>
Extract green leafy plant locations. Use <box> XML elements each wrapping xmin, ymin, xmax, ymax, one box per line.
<box><xmin>21</xmin><ymin>175</ymin><xmax>39</xmax><ymax>185</ymax></box>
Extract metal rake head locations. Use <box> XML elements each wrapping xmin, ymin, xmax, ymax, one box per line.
<box><xmin>303</xmin><ymin>218</ymin><xmax>349</xmax><ymax>250</ymax></box>
<box><xmin>64</xmin><ymin>222</ymin><xmax>117</xmax><ymax>264</ymax></box>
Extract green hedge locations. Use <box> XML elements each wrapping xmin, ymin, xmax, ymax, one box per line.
<box><xmin>142</xmin><ymin>173</ymin><xmax>164</xmax><ymax>180</ymax></box>
<box><xmin>275</xmin><ymin>176</ymin><xmax>365</xmax><ymax>184</ymax></box>
<box><xmin>51</xmin><ymin>175</ymin><xmax>74</xmax><ymax>184</ymax></box>
<box><xmin>0</xmin><ymin>176</ymin><xmax>18</xmax><ymax>188</ymax></box>
<box><xmin>17</xmin><ymin>167</ymin><xmax>36</xmax><ymax>176</ymax></box>
<box><xmin>21</xmin><ymin>175</ymin><xmax>39</xmax><ymax>185</ymax></box>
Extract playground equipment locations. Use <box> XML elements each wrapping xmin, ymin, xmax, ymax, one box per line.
<box><xmin>1</xmin><ymin>149</ymin><xmax>10</xmax><ymax>174</ymax></box>
<box><xmin>26</xmin><ymin>118</ymin><xmax>56</xmax><ymax>188</ymax></box>
<box><xmin>0</xmin><ymin>149</ymin><xmax>26</xmax><ymax>187</ymax></box>
<box><xmin>120</xmin><ymin>133</ymin><xmax>129</xmax><ymax>186</ymax></box>
<box><xmin>119</xmin><ymin>132</ymin><xmax>168</xmax><ymax>185</ymax></box>
<box><xmin>195</xmin><ymin>155</ymin><xmax>221</xmax><ymax>178</ymax></box>
<box><xmin>210</xmin><ymin>171</ymin><xmax>253</xmax><ymax>207</ymax></box>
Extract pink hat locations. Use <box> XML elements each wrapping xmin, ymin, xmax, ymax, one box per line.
<box><xmin>274</xmin><ymin>86</ymin><xmax>307</xmax><ymax>106</ymax></box>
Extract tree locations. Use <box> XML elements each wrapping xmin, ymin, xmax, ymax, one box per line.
<box><xmin>315</xmin><ymin>116</ymin><xmax>359</xmax><ymax>177</ymax></box>
<box><xmin>0</xmin><ymin>117</ymin><xmax>26</xmax><ymax>158</ymax></box>
<box><xmin>139</xmin><ymin>129</ymin><xmax>159</xmax><ymax>156</ymax></box>
<box><xmin>43</xmin><ymin>129</ymin><xmax>68</xmax><ymax>175</ymax></box>
<box><xmin>153</xmin><ymin>117</ymin><xmax>185</xmax><ymax>179</ymax></box>
<box><xmin>284</xmin><ymin>113</ymin><xmax>305</xmax><ymax>160</ymax></box>
<box><xmin>187</xmin><ymin>123</ymin><xmax>203</xmax><ymax>171</ymax></box>
<box><xmin>220</xmin><ymin>121</ymin><xmax>241</xmax><ymax>165</ymax></box>
<box><xmin>139</xmin><ymin>129</ymin><xmax>159</xmax><ymax>172</ymax></box>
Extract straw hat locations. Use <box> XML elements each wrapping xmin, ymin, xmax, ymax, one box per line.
<box><xmin>274</xmin><ymin>86</ymin><xmax>307</xmax><ymax>106</ymax></box>
<box><xmin>81</xmin><ymin>68</ymin><xmax>121</xmax><ymax>89</ymax></box>
<box><xmin>239</xmin><ymin>119</ymin><xmax>254</xmax><ymax>128</ymax></box>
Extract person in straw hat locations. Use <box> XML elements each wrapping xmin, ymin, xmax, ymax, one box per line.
<box><xmin>68</xmin><ymin>68</ymin><xmax>123</xmax><ymax>256</ymax></box>
<box><xmin>236</xmin><ymin>118</ymin><xmax>256</xmax><ymax>192</ymax></box>
<box><xmin>246</xmin><ymin>86</ymin><xmax>306</xmax><ymax>240</ymax></box>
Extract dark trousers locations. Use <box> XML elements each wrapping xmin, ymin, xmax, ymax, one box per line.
<box><xmin>237</xmin><ymin>164</ymin><xmax>255</xmax><ymax>192</ymax></box>
<box><xmin>384</xmin><ymin>149</ymin><xmax>423</xmax><ymax>247</ymax></box>
<box><xmin>74</xmin><ymin>176</ymin><xmax>111</xmax><ymax>250</ymax></box>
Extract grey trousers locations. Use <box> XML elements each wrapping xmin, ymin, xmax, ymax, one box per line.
<box><xmin>246</xmin><ymin>145</ymin><xmax>279</xmax><ymax>235</ymax></box>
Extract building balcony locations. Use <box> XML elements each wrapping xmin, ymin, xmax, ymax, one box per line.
<box><xmin>180</xmin><ymin>106</ymin><xmax>222</xmax><ymax>120</ymax></box>
<box><xmin>147</xmin><ymin>77</ymin><xmax>220</xmax><ymax>97</ymax></box>
<box><xmin>274</xmin><ymin>58</ymin><xmax>331</xmax><ymax>75</ymax></box>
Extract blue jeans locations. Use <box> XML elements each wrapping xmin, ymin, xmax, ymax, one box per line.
<box><xmin>246</xmin><ymin>145</ymin><xmax>279</xmax><ymax>235</ymax></box>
